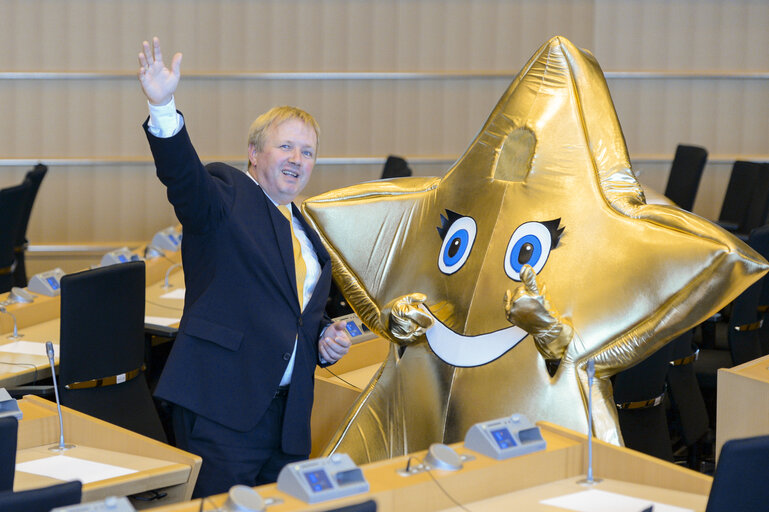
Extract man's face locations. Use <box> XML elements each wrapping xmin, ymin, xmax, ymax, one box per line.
<box><xmin>249</xmin><ymin>118</ymin><xmax>317</xmax><ymax>205</ymax></box>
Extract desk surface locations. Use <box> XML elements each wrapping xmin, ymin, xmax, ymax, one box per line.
<box><xmin>15</xmin><ymin>395</ymin><xmax>201</xmax><ymax>506</ymax></box>
<box><xmin>151</xmin><ymin>422</ymin><xmax>712</xmax><ymax>512</ymax></box>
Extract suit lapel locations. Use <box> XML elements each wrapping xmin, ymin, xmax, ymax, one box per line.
<box><xmin>262</xmin><ymin>193</ymin><xmax>301</xmax><ymax>312</ymax></box>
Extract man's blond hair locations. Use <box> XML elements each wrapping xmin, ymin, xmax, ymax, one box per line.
<box><xmin>247</xmin><ymin>106</ymin><xmax>320</xmax><ymax>169</ymax></box>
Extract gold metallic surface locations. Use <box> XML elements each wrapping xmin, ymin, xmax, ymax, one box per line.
<box><xmin>303</xmin><ymin>36</ymin><xmax>769</xmax><ymax>464</ymax></box>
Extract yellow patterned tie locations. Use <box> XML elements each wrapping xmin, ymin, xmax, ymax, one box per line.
<box><xmin>280</xmin><ymin>204</ymin><xmax>307</xmax><ymax>310</ymax></box>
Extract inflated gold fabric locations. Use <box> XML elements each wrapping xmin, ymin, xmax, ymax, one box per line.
<box><xmin>302</xmin><ymin>36</ymin><xmax>769</xmax><ymax>464</ymax></box>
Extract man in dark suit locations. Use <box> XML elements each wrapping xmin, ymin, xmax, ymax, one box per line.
<box><xmin>137</xmin><ymin>37</ymin><xmax>351</xmax><ymax>498</ymax></box>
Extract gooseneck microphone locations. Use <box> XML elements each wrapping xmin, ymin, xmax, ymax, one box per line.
<box><xmin>0</xmin><ymin>305</ymin><xmax>23</xmax><ymax>339</ymax></box>
<box><xmin>46</xmin><ymin>341</ymin><xmax>74</xmax><ymax>452</ymax></box>
<box><xmin>162</xmin><ymin>262</ymin><xmax>182</xmax><ymax>289</ymax></box>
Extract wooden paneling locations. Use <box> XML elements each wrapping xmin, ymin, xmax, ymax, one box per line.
<box><xmin>0</xmin><ymin>0</ymin><xmax>766</xmax><ymax>246</ymax></box>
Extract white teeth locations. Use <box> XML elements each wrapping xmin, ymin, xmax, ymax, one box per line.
<box><xmin>282</xmin><ymin>170</ymin><xmax>299</xmax><ymax>178</ymax></box>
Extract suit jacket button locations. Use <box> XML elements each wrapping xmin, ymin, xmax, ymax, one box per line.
<box><xmin>283</xmin><ymin>353</ymin><xmax>291</xmax><ymax>361</ymax></box>
<box><xmin>298</xmin><ymin>317</ymin><xmax>303</xmax><ymax>326</ymax></box>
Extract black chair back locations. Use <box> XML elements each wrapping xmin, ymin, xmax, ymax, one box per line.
<box><xmin>727</xmin><ymin>226</ymin><xmax>769</xmax><ymax>365</ymax></box>
<box><xmin>13</xmin><ymin>164</ymin><xmax>48</xmax><ymax>287</ymax></box>
<box><xmin>0</xmin><ymin>180</ymin><xmax>31</xmax><ymax>293</ymax></box>
<box><xmin>612</xmin><ymin>341</ymin><xmax>675</xmax><ymax>461</ymax></box>
<box><xmin>322</xmin><ymin>499</ymin><xmax>377</xmax><ymax>512</ymax></box>
<box><xmin>0</xmin><ymin>417</ymin><xmax>18</xmax><ymax>491</ymax></box>
<box><xmin>380</xmin><ymin>155</ymin><xmax>412</xmax><ymax>179</ymax></box>
<box><xmin>0</xmin><ymin>480</ymin><xmax>81</xmax><ymax>512</ymax></box>
<box><xmin>58</xmin><ymin>260</ymin><xmax>167</xmax><ymax>442</ymax></box>
<box><xmin>664</xmin><ymin>144</ymin><xmax>707</xmax><ymax>212</ymax></box>
<box><xmin>718</xmin><ymin>161</ymin><xmax>763</xmax><ymax>234</ymax></box>
<box><xmin>706</xmin><ymin>435</ymin><xmax>769</xmax><ymax>512</ymax></box>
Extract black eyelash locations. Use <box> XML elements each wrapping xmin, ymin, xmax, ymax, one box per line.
<box><xmin>542</xmin><ymin>218</ymin><xmax>565</xmax><ymax>248</ymax></box>
<box><xmin>437</xmin><ymin>209</ymin><xmax>463</xmax><ymax>240</ymax></box>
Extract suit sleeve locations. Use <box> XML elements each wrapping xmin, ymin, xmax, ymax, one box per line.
<box><xmin>143</xmin><ymin>115</ymin><xmax>229</xmax><ymax>234</ymax></box>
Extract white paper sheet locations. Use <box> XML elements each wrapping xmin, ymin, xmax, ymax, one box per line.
<box><xmin>159</xmin><ymin>288</ymin><xmax>185</xmax><ymax>300</ymax></box>
<box><xmin>0</xmin><ymin>341</ymin><xmax>58</xmax><ymax>358</ymax></box>
<box><xmin>16</xmin><ymin>454</ymin><xmax>137</xmax><ymax>484</ymax></box>
<box><xmin>540</xmin><ymin>489</ymin><xmax>693</xmax><ymax>512</ymax></box>
<box><xmin>145</xmin><ymin>316</ymin><xmax>180</xmax><ymax>327</ymax></box>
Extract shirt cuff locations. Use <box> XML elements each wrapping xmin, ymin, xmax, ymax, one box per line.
<box><xmin>147</xmin><ymin>96</ymin><xmax>183</xmax><ymax>138</ymax></box>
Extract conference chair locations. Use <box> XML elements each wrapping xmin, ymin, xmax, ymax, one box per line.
<box><xmin>717</xmin><ymin>160</ymin><xmax>769</xmax><ymax>239</ymax></box>
<box><xmin>663</xmin><ymin>144</ymin><xmax>707</xmax><ymax>212</ymax></box>
<box><xmin>322</xmin><ymin>500</ymin><xmax>377</xmax><ymax>512</ymax></box>
<box><xmin>694</xmin><ymin>226</ymin><xmax>769</xmax><ymax>427</ymax></box>
<box><xmin>58</xmin><ymin>260</ymin><xmax>168</xmax><ymax>442</ymax></box>
<box><xmin>705</xmin><ymin>435</ymin><xmax>769</xmax><ymax>512</ymax></box>
<box><xmin>0</xmin><ymin>179</ymin><xmax>31</xmax><ymax>294</ymax></box>
<box><xmin>0</xmin><ymin>416</ymin><xmax>18</xmax><ymax>492</ymax></box>
<box><xmin>0</xmin><ymin>480</ymin><xmax>81</xmax><ymax>512</ymax></box>
<box><xmin>613</xmin><ymin>340</ymin><xmax>675</xmax><ymax>461</ymax></box>
<box><xmin>12</xmin><ymin>164</ymin><xmax>48</xmax><ymax>288</ymax></box>
<box><xmin>380</xmin><ymin>155</ymin><xmax>413</xmax><ymax>179</ymax></box>
<box><xmin>665</xmin><ymin>331</ymin><xmax>711</xmax><ymax>470</ymax></box>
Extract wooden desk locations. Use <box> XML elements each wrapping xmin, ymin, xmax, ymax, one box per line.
<box><xmin>0</xmin><ymin>248</ymin><xmax>183</xmax><ymax>387</ymax></box>
<box><xmin>14</xmin><ymin>395</ymin><xmax>201</xmax><ymax>509</ymax></box>
<box><xmin>148</xmin><ymin>421</ymin><xmax>712</xmax><ymax>512</ymax></box>
<box><xmin>717</xmin><ymin>353</ymin><xmax>769</xmax><ymax>461</ymax></box>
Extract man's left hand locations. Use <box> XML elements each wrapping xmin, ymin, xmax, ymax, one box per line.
<box><xmin>319</xmin><ymin>321</ymin><xmax>352</xmax><ymax>363</ymax></box>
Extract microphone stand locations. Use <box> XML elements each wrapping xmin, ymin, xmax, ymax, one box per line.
<box><xmin>46</xmin><ymin>341</ymin><xmax>74</xmax><ymax>452</ymax></box>
<box><xmin>578</xmin><ymin>359</ymin><xmax>601</xmax><ymax>485</ymax></box>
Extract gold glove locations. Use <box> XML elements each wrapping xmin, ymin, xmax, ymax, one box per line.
<box><xmin>384</xmin><ymin>293</ymin><xmax>434</xmax><ymax>345</ymax></box>
<box><xmin>504</xmin><ymin>265</ymin><xmax>572</xmax><ymax>361</ymax></box>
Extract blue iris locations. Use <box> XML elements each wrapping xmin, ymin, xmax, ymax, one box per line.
<box><xmin>509</xmin><ymin>234</ymin><xmax>542</xmax><ymax>273</ymax></box>
<box><xmin>442</xmin><ymin>229</ymin><xmax>470</xmax><ymax>267</ymax></box>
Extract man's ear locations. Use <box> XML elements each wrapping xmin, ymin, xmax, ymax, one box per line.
<box><xmin>248</xmin><ymin>143</ymin><xmax>258</xmax><ymax>168</ymax></box>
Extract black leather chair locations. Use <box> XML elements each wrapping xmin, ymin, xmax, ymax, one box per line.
<box><xmin>663</xmin><ymin>144</ymin><xmax>707</xmax><ymax>212</ymax></box>
<box><xmin>0</xmin><ymin>480</ymin><xmax>81</xmax><ymax>512</ymax></box>
<box><xmin>717</xmin><ymin>161</ymin><xmax>769</xmax><ymax>240</ymax></box>
<box><xmin>0</xmin><ymin>417</ymin><xmax>18</xmax><ymax>492</ymax></box>
<box><xmin>705</xmin><ymin>435</ymin><xmax>769</xmax><ymax>512</ymax></box>
<box><xmin>0</xmin><ymin>180</ymin><xmax>31</xmax><ymax>294</ymax></box>
<box><xmin>694</xmin><ymin>226</ymin><xmax>769</xmax><ymax>429</ymax></box>
<box><xmin>380</xmin><ymin>155</ymin><xmax>412</xmax><ymax>179</ymax></box>
<box><xmin>322</xmin><ymin>500</ymin><xmax>377</xmax><ymax>512</ymax></box>
<box><xmin>665</xmin><ymin>331</ymin><xmax>711</xmax><ymax>469</ymax></box>
<box><xmin>613</xmin><ymin>341</ymin><xmax>675</xmax><ymax>461</ymax></box>
<box><xmin>58</xmin><ymin>260</ymin><xmax>167</xmax><ymax>442</ymax></box>
<box><xmin>12</xmin><ymin>164</ymin><xmax>48</xmax><ymax>288</ymax></box>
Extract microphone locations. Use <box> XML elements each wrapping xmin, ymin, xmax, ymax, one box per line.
<box><xmin>578</xmin><ymin>358</ymin><xmax>601</xmax><ymax>486</ymax></box>
<box><xmin>0</xmin><ymin>305</ymin><xmax>23</xmax><ymax>340</ymax></box>
<box><xmin>46</xmin><ymin>341</ymin><xmax>74</xmax><ymax>452</ymax></box>
<box><xmin>162</xmin><ymin>263</ymin><xmax>182</xmax><ymax>289</ymax></box>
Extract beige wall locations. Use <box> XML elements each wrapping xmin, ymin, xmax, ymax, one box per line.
<box><xmin>1</xmin><ymin>0</ymin><xmax>767</xmax><ymax>266</ymax></box>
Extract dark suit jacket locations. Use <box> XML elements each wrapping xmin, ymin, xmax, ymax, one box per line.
<box><xmin>144</xmin><ymin>117</ymin><xmax>332</xmax><ymax>454</ymax></box>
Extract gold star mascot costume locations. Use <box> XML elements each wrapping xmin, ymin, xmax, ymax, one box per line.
<box><xmin>302</xmin><ymin>36</ymin><xmax>769</xmax><ymax>463</ymax></box>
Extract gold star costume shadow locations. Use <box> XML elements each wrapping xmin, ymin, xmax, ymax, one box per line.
<box><xmin>303</xmin><ymin>36</ymin><xmax>768</xmax><ymax>464</ymax></box>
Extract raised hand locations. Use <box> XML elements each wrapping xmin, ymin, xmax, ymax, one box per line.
<box><xmin>504</xmin><ymin>265</ymin><xmax>572</xmax><ymax>361</ymax></box>
<box><xmin>137</xmin><ymin>37</ymin><xmax>182</xmax><ymax>106</ymax></box>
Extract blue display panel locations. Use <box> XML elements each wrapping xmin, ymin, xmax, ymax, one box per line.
<box><xmin>345</xmin><ymin>321</ymin><xmax>363</xmax><ymax>337</ymax></box>
<box><xmin>491</xmin><ymin>427</ymin><xmax>517</xmax><ymax>449</ymax></box>
<box><xmin>304</xmin><ymin>469</ymin><xmax>333</xmax><ymax>492</ymax></box>
<box><xmin>47</xmin><ymin>276</ymin><xmax>60</xmax><ymax>290</ymax></box>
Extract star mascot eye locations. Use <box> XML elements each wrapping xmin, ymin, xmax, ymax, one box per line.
<box><xmin>504</xmin><ymin>221</ymin><xmax>562</xmax><ymax>280</ymax></box>
<box><xmin>437</xmin><ymin>216</ymin><xmax>477</xmax><ymax>275</ymax></box>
